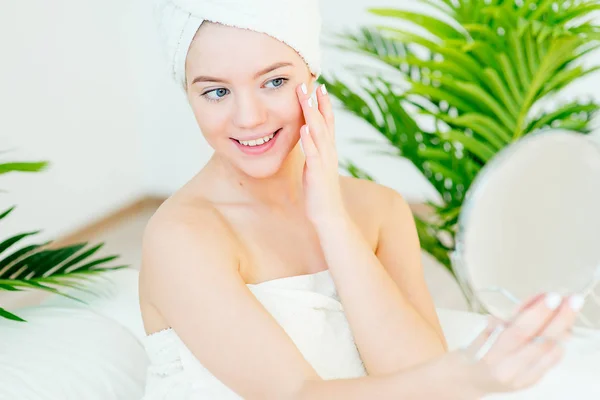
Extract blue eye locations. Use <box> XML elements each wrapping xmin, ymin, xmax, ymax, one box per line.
<box><xmin>266</xmin><ymin>78</ymin><xmax>287</xmax><ymax>88</ymax></box>
<box><xmin>201</xmin><ymin>78</ymin><xmax>288</xmax><ymax>103</ymax></box>
<box><xmin>203</xmin><ymin>88</ymin><xmax>229</xmax><ymax>102</ymax></box>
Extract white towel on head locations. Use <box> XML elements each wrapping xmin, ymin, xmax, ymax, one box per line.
<box><xmin>153</xmin><ymin>0</ymin><xmax>322</xmax><ymax>91</ymax></box>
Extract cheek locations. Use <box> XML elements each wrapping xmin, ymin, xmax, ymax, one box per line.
<box><xmin>192</xmin><ymin>106</ymin><xmax>230</xmax><ymax>143</ymax></box>
<box><xmin>272</xmin><ymin>93</ymin><xmax>304</xmax><ymax>125</ymax></box>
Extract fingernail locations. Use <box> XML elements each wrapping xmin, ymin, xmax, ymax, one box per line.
<box><xmin>569</xmin><ymin>294</ymin><xmax>585</xmax><ymax>311</ymax></box>
<box><xmin>307</xmin><ymin>98</ymin><xmax>313</xmax><ymax>108</ymax></box>
<box><xmin>545</xmin><ymin>293</ymin><xmax>562</xmax><ymax>310</ymax></box>
<box><xmin>301</xmin><ymin>83</ymin><xmax>308</xmax><ymax>95</ymax></box>
<box><xmin>321</xmin><ymin>84</ymin><xmax>327</xmax><ymax>95</ymax></box>
<box><xmin>305</xmin><ymin>125</ymin><xmax>310</xmax><ymax>135</ymax></box>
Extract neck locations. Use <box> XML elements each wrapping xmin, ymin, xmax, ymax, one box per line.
<box><xmin>207</xmin><ymin>142</ymin><xmax>306</xmax><ymax>210</ymax></box>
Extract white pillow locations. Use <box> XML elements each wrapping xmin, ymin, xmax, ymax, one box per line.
<box><xmin>0</xmin><ymin>306</ymin><xmax>148</xmax><ymax>400</ymax></box>
<box><xmin>41</xmin><ymin>268</ymin><xmax>146</xmax><ymax>342</ymax></box>
<box><xmin>437</xmin><ymin>308</ymin><xmax>489</xmax><ymax>350</ymax></box>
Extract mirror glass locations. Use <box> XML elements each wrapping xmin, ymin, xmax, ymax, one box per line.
<box><xmin>453</xmin><ymin>129</ymin><xmax>600</xmax><ymax>331</ymax></box>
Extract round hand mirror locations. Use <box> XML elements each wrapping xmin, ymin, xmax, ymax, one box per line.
<box><xmin>453</xmin><ymin>129</ymin><xmax>600</xmax><ymax>332</ymax></box>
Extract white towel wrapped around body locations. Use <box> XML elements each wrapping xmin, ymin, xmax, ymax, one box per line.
<box><xmin>140</xmin><ymin>269</ymin><xmax>600</xmax><ymax>399</ymax></box>
<box><xmin>141</xmin><ymin>270</ymin><xmax>367</xmax><ymax>399</ymax></box>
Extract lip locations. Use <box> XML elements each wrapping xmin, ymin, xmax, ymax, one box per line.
<box><xmin>232</xmin><ymin>128</ymin><xmax>282</xmax><ymax>155</ymax></box>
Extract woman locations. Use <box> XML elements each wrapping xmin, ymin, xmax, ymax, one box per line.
<box><xmin>139</xmin><ymin>0</ymin><xmax>582</xmax><ymax>398</ymax></box>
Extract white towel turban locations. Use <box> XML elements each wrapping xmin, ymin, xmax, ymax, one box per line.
<box><xmin>153</xmin><ymin>0</ymin><xmax>322</xmax><ymax>91</ymax></box>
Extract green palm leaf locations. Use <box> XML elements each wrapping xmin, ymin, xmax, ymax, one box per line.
<box><xmin>0</xmin><ymin>157</ymin><xmax>130</xmax><ymax>321</ymax></box>
<box><xmin>0</xmin><ymin>307</ymin><xmax>24</xmax><ymax>322</ymax></box>
<box><xmin>527</xmin><ymin>102</ymin><xmax>599</xmax><ymax>134</ymax></box>
<box><xmin>0</xmin><ymin>205</ymin><xmax>128</xmax><ymax>322</ymax></box>
<box><xmin>325</xmin><ymin>0</ymin><xmax>600</xmax><ymax>288</ymax></box>
<box><xmin>0</xmin><ymin>162</ymin><xmax>49</xmax><ymax>175</ymax></box>
<box><xmin>368</xmin><ymin>8</ymin><xmax>466</xmax><ymax>40</ymax></box>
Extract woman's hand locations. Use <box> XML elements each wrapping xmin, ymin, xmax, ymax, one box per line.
<box><xmin>296</xmin><ymin>82</ymin><xmax>346</xmax><ymax>226</ymax></box>
<box><xmin>448</xmin><ymin>292</ymin><xmax>584</xmax><ymax>398</ymax></box>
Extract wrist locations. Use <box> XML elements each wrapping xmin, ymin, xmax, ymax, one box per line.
<box><xmin>311</xmin><ymin>209</ymin><xmax>353</xmax><ymax>234</ymax></box>
<box><xmin>409</xmin><ymin>351</ymin><xmax>483</xmax><ymax>400</ymax></box>
<box><xmin>385</xmin><ymin>354</ymin><xmax>476</xmax><ymax>400</ymax></box>
<box><xmin>447</xmin><ymin>351</ymin><xmax>487</xmax><ymax>400</ymax></box>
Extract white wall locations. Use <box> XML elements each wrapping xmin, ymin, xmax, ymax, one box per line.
<box><xmin>2</xmin><ymin>0</ymin><xmax>599</xmax><ymax>240</ymax></box>
<box><xmin>0</xmin><ymin>0</ymin><xmax>145</xmax><ymax>241</ymax></box>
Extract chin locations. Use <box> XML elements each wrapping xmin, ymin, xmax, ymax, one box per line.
<box><xmin>235</xmin><ymin>158</ymin><xmax>286</xmax><ymax>179</ymax></box>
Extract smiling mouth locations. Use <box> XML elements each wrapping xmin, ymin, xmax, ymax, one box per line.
<box><xmin>233</xmin><ymin>128</ymin><xmax>282</xmax><ymax>147</ymax></box>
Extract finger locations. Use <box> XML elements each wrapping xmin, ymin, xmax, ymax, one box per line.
<box><xmin>316</xmin><ymin>84</ymin><xmax>335</xmax><ymax>139</ymax></box>
<box><xmin>495</xmin><ymin>335</ymin><xmax>559</xmax><ymax>385</ymax></box>
<box><xmin>464</xmin><ymin>302</ymin><xmax>532</xmax><ymax>360</ymax></box>
<box><xmin>538</xmin><ymin>294</ymin><xmax>583</xmax><ymax>340</ymax></box>
<box><xmin>300</xmin><ymin>124</ymin><xmax>318</xmax><ymax>161</ymax></box>
<box><xmin>490</xmin><ymin>293</ymin><xmax>563</xmax><ymax>357</ymax></box>
<box><xmin>297</xmin><ymin>83</ymin><xmax>329</xmax><ymax>152</ymax></box>
<box><xmin>515</xmin><ymin>293</ymin><xmax>547</xmax><ymax>313</ymax></box>
<box><xmin>462</xmin><ymin>316</ymin><xmax>506</xmax><ymax>360</ymax></box>
<box><xmin>510</xmin><ymin>341</ymin><xmax>564</xmax><ymax>390</ymax></box>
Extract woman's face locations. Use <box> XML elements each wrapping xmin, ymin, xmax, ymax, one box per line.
<box><xmin>185</xmin><ymin>22</ymin><xmax>316</xmax><ymax>179</ymax></box>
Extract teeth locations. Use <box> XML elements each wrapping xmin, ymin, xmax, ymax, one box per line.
<box><xmin>239</xmin><ymin>132</ymin><xmax>276</xmax><ymax>147</ymax></box>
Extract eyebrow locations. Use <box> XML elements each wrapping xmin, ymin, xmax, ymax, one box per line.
<box><xmin>191</xmin><ymin>62</ymin><xmax>293</xmax><ymax>85</ymax></box>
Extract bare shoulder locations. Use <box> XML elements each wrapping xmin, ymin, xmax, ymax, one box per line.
<box><xmin>340</xmin><ymin>175</ymin><xmax>410</xmax><ymax>220</ymax></box>
<box><xmin>139</xmin><ymin>196</ymin><xmax>241</xmax><ymax>302</ymax></box>
<box><xmin>143</xmin><ymin>196</ymin><xmax>236</xmax><ymax>244</ymax></box>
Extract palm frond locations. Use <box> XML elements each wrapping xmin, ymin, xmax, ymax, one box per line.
<box><xmin>332</xmin><ymin>26</ymin><xmax>410</xmax><ymax>64</ymax></box>
<box><xmin>368</xmin><ymin>8</ymin><xmax>467</xmax><ymax>41</ymax></box>
<box><xmin>326</xmin><ymin>0</ymin><xmax>600</xmax><ymax>294</ymax></box>
<box><xmin>526</xmin><ymin>101</ymin><xmax>600</xmax><ymax>134</ymax></box>
<box><xmin>0</xmin><ymin>206</ymin><xmax>128</xmax><ymax>322</ymax></box>
<box><xmin>340</xmin><ymin>161</ymin><xmax>375</xmax><ymax>181</ymax></box>
<box><xmin>0</xmin><ymin>161</ymin><xmax>49</xmax><ymax>175</ymax></box>
<box><xmin>0</xmin><ymin>307</ymin><xmax>25</xmax><ymax>322</ymax></box>
<box><xmin>414</xmin><ymin>215</ymin><xmax>454</xmax><ymax>275</ymax></box>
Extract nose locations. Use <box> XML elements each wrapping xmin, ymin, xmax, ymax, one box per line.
<box><xmin>231</xmin><ymin>91</ymin><xmax>268</xmax><ymax>130</ymax></box>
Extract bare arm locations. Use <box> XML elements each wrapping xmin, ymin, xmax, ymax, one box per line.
<box><xmin>376</xmin><ymin>189</ymin><xmax>448</xmax><ymax>348</ymax></box>
<box><xmin>313</xmin><ymin>183</ymin><xmax>447</xmax><ymax>376</ymax></box>
<box><xmin>297</xmin><ymin>354</ymin><xmax>470</xmax><ymax>400</ymax></box>
<box><xmin>300</xmin><ymin>291</ymin><xmax>580</xmax><ymax>400</ymax></box>
<box><xmin>141</xmin><ymin>206</ymin><xmax>468</xmax><ymax>399</ymax></box>
<box><xmin>295</xmin><ymin>77</ymin><xmax>444</xmax><ymax>374</ymax></box>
